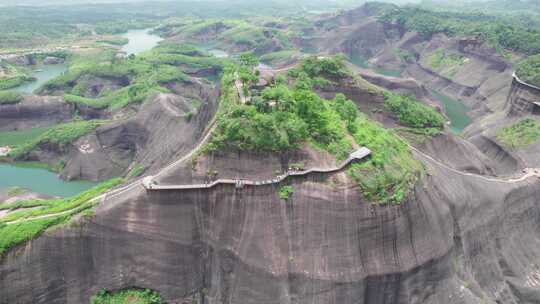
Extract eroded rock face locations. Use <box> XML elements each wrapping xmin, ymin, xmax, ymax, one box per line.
<box><xmin>507</xmin><ymin>75</ymin><xmax>540</xmax><ymax>116</ymax></box>
<box><xmin>307</xmin><ymin>6</ymin><xmax>515</xmax><ymax>119</ymax></box>
<box><xmin>42</xmin><ymin>56</ymin><xmax>65</xmax><ymax>65</ymax></box>
<box><xmin>0</xmin><ymin>95</ymin><xmax>72</xmax><ymax>131</ymax></box>
<box><xmin>2</xmin><ymin>151</ymin><xmax>540</xmax><ymax>303</ymax></box>
<box><xmin>2</xmin><ymin>54</ymin><xmax>35</xmax><ymax>66</ymax></box>
<box><xmin>59</xmin><ymin>79</ymin><xmax>220</xmax><ymax>181</ymax></box>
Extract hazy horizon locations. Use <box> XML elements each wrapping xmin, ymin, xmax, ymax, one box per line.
<box><xmin>0</xmin><ymin>0</ymin><xmax>423</xmax><ymax>7</ymax></box>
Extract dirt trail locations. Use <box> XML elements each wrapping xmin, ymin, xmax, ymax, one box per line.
<box><xmin>9</xmin><ymin>141</ymin><xmax>538</xmax><ymax>225</ymax></box>
<box><xmin>410</xmin><ymin>145</ymin><xmax>540</xmax><ymax>183</ymax></box>
<box><xmin>9</xmin><ymin>68</ymin><xmax>538</xmax><ymax>225</ymax></box>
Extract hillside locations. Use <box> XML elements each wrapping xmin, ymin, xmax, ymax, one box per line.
<box><xmin>2</xmin><ymin>2</ymin><xmax>540</xmax><ymax>304</ymax></box>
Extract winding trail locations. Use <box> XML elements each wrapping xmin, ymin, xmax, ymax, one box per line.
<box><xmin>409</xmin><ymin>145</ymin><xmax>540</xmax><ymax>183</ymax></box>
<box><xmin>6</xmin><ymin>209</ymin><xmax>75</xmax><ymax>225</ymax></box>
<box><xmin>143</xmin><ymin>148</ymin><xmax>372</xmax><ymax>190</ymax></box>
<box><xmin>5</xmin><ymin>116</ymin><xmax>218</xmax><ymax>225</ymax></box>
<box><xmin>7</xmin><ymin>69</ymin><xmax>540</xmax><ymax>225</ymax></box>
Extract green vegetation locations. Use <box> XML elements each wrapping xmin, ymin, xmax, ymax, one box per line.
<box><xmin>0</xmin><ymin>126</ymin><xmax>53</xmax><ymax>147</ymax></box>
<box><xmin>379</xmin><ymin>7</ymin><xmax>540</xmax><ymax>55</ymax></box>
<box><xmin>0</xmin><ymin>63</ymin><xmax>34</xmax><ymax>90</ymax></box>
<box><xmin>0</xmin><ymin>178</ymin><xmax>122</xmax><ymax>256</ymax></box>
<box><xmin>97</xmin><ymin>37</ymin><xmax>129</xmax><ymax>46</ymax></box>
<box><xmin>31</xmin><ymin>51</ymin><xmax>70</xmax><ymax>61</ymax></box>
<box><xmin>384</xmin><ymin>93</ymin><xmax>445</xmax><ymax>131</ymax></box>
<box><xmin>289</xmin><ymin>55</ymin><xmax>349</xmax><ymax>79</ymax></box>
<box><xmin>348</xmin><ymin>115</ymin><xmax>424</xmax><ymax>205</ymax></box>
<box><xmin>278</xmin><ymin>185</ymin><xmax>294</xmax><ymax>200</ymax></box>
<box><xmin>64</xmin><ymin>84</ymin><xmax>166</xmax><ymax>110</ymax></box>
<box><xmin>6</xmin><ymin>187</ymin><xmax>27</xmax><ymax>197</ymax></box>
<box><xmin>42</xmin><ymin>47</ymin><xmax>198</xmax><ymax>110</ymax></box>
<box><xmin>208</xmin><ymin>64</ymin><xmax>353</xmax><ymax>159</ymax></box>
<box><xmin>0</xmin><ymin>199</ymin><xmax>45</xmax><ymax>211</ymax></box>
<box><xmin>395</xmin><ymin>48</ymin><xmax>416</xmax><ymax>64</ymax></box>
<box><xmin>0</xmin><ymin>91</ymin><xmax>23</xmax><ymax>105</ymax></box>
<box><xmin>516</xmin><ymin>54</ymin><xmax>540</xmax><ymax>87</ymax></box>
<box><xmin>207</xmin><ymin>56</ymin><xmax>422</xmax><ymax>204</ymax></box>
<box><xmin>496</xmin><ymin>118</ymin><xmax>540</xmax><ymax>149</ymax></box>
<box><xmin>126</xmin><ymin>164</ymin><xmax>145</xmax><ymax>178</ymax></box>
<box><xmin>91</xmin><ymin>288</ymin><xmax>162</xmax><ymax>304</ymax></box>
<box><xmin>9</xmin><ymin>120</ymin><xmax>104</xmax><ymax>159</ymax></box>
<box><xmin>143</xmin><ymin>43</ymin><xmax>227</xmax><ymax>70</ymax></box>
<box><xmin>0</xmin><ymin>75</ymin><xmax>34</xmax><ymax>90</ymax></box>
<box><xmin>427</xmin><ymin>49</ymin><xmax>468</xmax><ymax>78</ymax></box>
<box><xmin>170</xmin><ymin>19</ymin><xmax>293</xmax><ymax>54</ymax></box>
<box><xmin>0</xmin><ymin>216</ymin><xmax>68</xmax><ymax>256</ymax></box>
<box><xmin>260</xmin><ymin>50</ymin><xmax>301</xmax><ymax>65</ymax></box>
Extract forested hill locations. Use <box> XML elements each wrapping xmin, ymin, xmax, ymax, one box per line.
<box><xmin>379</xmin><ymin>5</ymin><xmax>540</xmax><ymax>55</ymax></box>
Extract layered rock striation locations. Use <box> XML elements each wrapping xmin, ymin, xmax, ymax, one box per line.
<box><xmin>2</xmin><ymin>141</ymin><xmax>540</xmax><ymax>303</ymax></box>
<box><xmin>507</xmin><ymin>73</ymin><xmax>540</xmax><ymax>116</ymax></box>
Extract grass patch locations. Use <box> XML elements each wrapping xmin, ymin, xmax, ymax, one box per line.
<box><xmin>9</xmin><ymin>120</ymin><xmax>104</xmax><ymax>159</ymax></box>
<box><xmin>0</xmin><ymin>91</ymin><xmax>23</xmax><ymax>105</ymax></box>
<box><xmin>278</xmin><ymin>185</ymin><xmax>294</xmax><ymax>200</ymax></box>
<box><xmin>349</xmin><ymin>115</ymin><xmax>424</xmax><ymax>205</ymax></box>
<box><xmin>396</xmin><ymin>128</ymin><xmax>442</xmax><ymax>145</ymax></box>
<box><xmin>0</xmin><ymin>75</ymin><xmax>34</xmax><ymax>90</ymax></box>
<box><xmin>0</xmin><ymin>215</ymin><xmax>69</xmax><ymax>257</ymax></box>
<box><xmin>6</xmin><ymin>187</ymin><xmax>28</xmax><ymax>197</ymax></box>
<box><xmin>0</xmin><ymin>126</ymin><xmax>52</xmax><ymax>147</ymax></box>
<box><xmin>126</xmin><ymin>164</ymin><xmax>145</xmax><ymax>178</ymax></box>
<box><xmin>0</xmin><ymin>178</ymin><xmax>122</xmax><ymax>223</ymax></box>
<box><xmin>91</xmin><ymin>288</ymin><xmax>162</xmax><ymax>304</ymax></box>
<box><xmin>259</xmin><ymin>50</ymin><xmax>300</xmax><ymax>65</ymax></box>
<box><xmin>516</xmin><ymin>54</ymin><xmax>540</xmax><ymax>87</ymax></box>
<box><xmin>427</xmin><ymin>49</ymin><xmax>467</xmax><ymax>78</ymax></box>
<box><xmin>384</xmin><ymin>92</ymin><xmax>445</xmax><ymax>130</ymax></box>
<box><xmin>64</xmin><ymin>84</ymin><xmax>166</xmax><ymax>110</ymax></box>
<box><xmin>496</xmin><ymin>118</ymin><xmax>540</xmax><ymax>149</ymax></box>
<box><xmin>97</xmin><ymin>37</ymin><xmax>129</xmax><ymax>46</ymax></box>
<box><xmin>143</xmin><ymin>45</ymin><xmax>227</xmax><ymax>70</ymax></box>
<box><xmin>0</xmin><ymin>178</ymin><xmax>122</xmax><ymax>256</ymax></box>
<box><xmin>0</xmin><ymin>199</ymin><xmax>44</xmax><ymax>211</ymax></box>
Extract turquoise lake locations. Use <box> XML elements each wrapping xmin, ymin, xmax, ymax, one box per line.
<box><xmin>13</xmin><ymin>64</ymin><xmax>67</xmax><ymax>94</ymax></box>
<box><xmin>121</xmin><ymin>29</ymin><xmax>163</xmax><ymax>55</ymax></box>
<box><xmin>430</xmin><ymin>90</ymin><xmax>471</xmax><ymax>133</ymax></box>
<box><xmin>0</xmin><ymin>164</ymin><xmax>96</xmax><ymax>197</ymax></box>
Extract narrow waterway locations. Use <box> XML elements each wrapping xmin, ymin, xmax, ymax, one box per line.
<box><xmin>120</xmin><ymin>29</ymin><xmax>163</xmax><ymax>55</ymax></box>
<box><xmin>2</xmin><ymin>29</ymin><xmax>165</xmax><ymax>198</ymax></box>
<box><xmin>0</xmin><ymin>164</ymin><xmax>96</xmax><ymax>197</ymax></box>
<box><xmin>347</xmin><ymin>55</ymin><xmax>471</xmax><ymax>133</ymax></box>
<box><xmin>430</xmin><ymin>90</ymin><xmax>471</xmax><ymax>133</ymax></box>
<box><xmin>13</xmin><ymin>64</ymin><xmax>67</xmax><ymax>94</ymax></box>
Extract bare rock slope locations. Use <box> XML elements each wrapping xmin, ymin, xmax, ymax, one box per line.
<box><xmin>2</xmin><ymin>134</ymin><xmax>540</xmax><ymax>304</ymax></box>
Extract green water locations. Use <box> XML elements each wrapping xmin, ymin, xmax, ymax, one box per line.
<box><xmin>349</xmin><ymin>54</ymin><xmax>369</xmax><ymax>68</ymax></box>
<box><xmin>348</xmin><ymin>55</ymin><xmax>402</xmax><ymax>77</ymax></box>
<box><xmin>431</xmin><ymin>90</ymin><xmax>471</xmax><ymax>133</ymax></box>
<box><xmin>300</xmin><ymin>47</ymin><xmax>319</xmax><ymax>54</ymax></box>
<box><xmin>121</xmin><ymin>29</ymin><xmax>163</xmax><ymax>55</ymax></box>
<box><xmin>373</xmin><ymin>67</ymin><xmax>402</xmax><ymax>78</ymax></box>
<box><xmin>345</xmin><ymin>55</ymin><xmax>470</xmax><ymax>133</ymax></box>
<box><xmin>0</xmin><ymin>163</ymin><xmax>96</xmax><ymax>197</ymax></box>
<box><xmin>14</xmin><ymin>64</ymin><xmax>67</xmax><ymax>94</ymax></box>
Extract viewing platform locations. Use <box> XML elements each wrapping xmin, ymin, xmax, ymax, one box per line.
<box><xmin>142</xmin><ymin>147</ymin><xmax>371</xmax><ymax>191</ymax></box>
